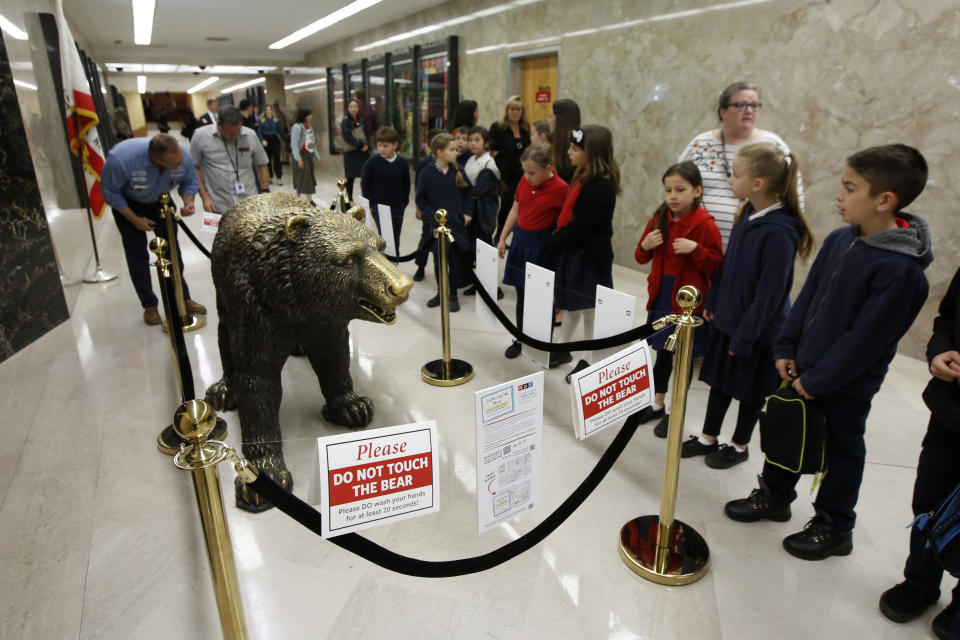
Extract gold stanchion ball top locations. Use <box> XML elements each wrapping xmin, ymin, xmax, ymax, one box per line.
<box><xmin>149</xmin><ymin>237</ymin><xmax>168</xmax><ymax>258</ymax></box>
<box><xmin>435</xmin><ymin>209</ymin><xmax>448</xmax><ymax>226</ymax></box>
<box><xmin>337</xmin><ymin>178</ymin><xmax>346</xmax><ymax>190</ymax></box>
<box><xmin>159</xmin><ymin>193</ymin><xmax>171</xmax><ymax>204</ymax></box>
<box><xmin>676</xmin><ymin>285</ymin><xmax>702</xmax><ymax>312</ymax></box>
<box><xmin>173</xmin><ymin>399</ymin><xmax>218</xmax><ymax>442</ymax></box>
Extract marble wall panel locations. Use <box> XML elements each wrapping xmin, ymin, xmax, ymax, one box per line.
<box><xmin>299</xmin><ymin>0</ymin><xmax>960</xmax><ymax>359</ymax></box>
<box><xmin>0</xmin><ymin>30</ymin><xmax>69</xmax><ymax>362</ymax></box>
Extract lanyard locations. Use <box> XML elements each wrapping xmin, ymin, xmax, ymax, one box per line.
<box><xmin>221</xmin><ymin>134</ymin><xmax>240</xmax><ymax>182</ymax></box>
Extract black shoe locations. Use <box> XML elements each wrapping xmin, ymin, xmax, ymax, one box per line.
<box><xmin>706</xmin><ymin>443</ymin><xmax>749</xmax><ymax>469</ymax></box>
<box><xmin>426</xmin><ymin>294</ymin><xmax>441</xmax><ymax>308</ymax></box>
<box><xmin>782</xmin><ymin>508</ymin><xmax>853</xmax><ymax>560</ymax></box>
<box><xmin>449</xmin><ymin>297</ymin><xmax>460</xmax><ymax>312</ymax></box>
<box><xmin>725</xmin><ymin>475</ymin><xmax>792</xmax><ymax>522</ymax></box>
<box><xmin>497</xmin><ymin>287</ymin><xmax>505</xmax><ymax>300</ymax></box>
<box><xmin>653</xmin><ymin>414</ymin><xmax>669</xmax><ymax>438</ymax></box>
<box><xmin>549</xmin><ymin>351</ymin><xmax>573</xmax><ymax>368</ymax></box>
<box><xmin>681</xmin><ymin>435</ymin><xmax>719</xmax><ymax>458</ymax></box>
<box><xmin>463</xmin><ymin>285</ymin><xmax>476</xmax><ymax>296</ymax></box>
<box><xmin>291</xmin><ymin>344</ymin><xmax>307</xmax><ymax>357</ymax></box>
<box><xmin>879</xmin><ymin>582</ymin><xmax>939</xmax><ymax>623</ymax></box>
<box><xmin>504</xmin><ymin>340</ymin><xmax>522</xmax><ymax>359</ymax></box>
<box><xmin>932</xmin><ymin>601</ymin><xmax>960</xmax><ymax>640</ymax></box>
<box><xmin>413</xmin><ymin>267</ymin><xmax>425</xmax><ymax>282</ymax></box>
<box><xmin>636</xmin><ymin>405</ymin><xmax>665</xmax><ymax>425</ymax></box>
<box><xmin>565</xmin><ymin>358</ymin><xmax>590</xmax><ymax>383</ymax></box>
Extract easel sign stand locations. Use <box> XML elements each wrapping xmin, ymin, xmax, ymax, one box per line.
<box><xmin>618</xmin><ymin>285</ymin><xmax>710</xmax><ymax>586</ymax></box>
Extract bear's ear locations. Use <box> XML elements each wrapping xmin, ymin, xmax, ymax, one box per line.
<box><xmin>345</xmin><ymin>205</ymin><xmax>365</xmax><ymax>223</ymax></box>
<box><xmin>284</xmin><ymin>215</ymin><xmax>310</xmax><ymax>241</ymax></box>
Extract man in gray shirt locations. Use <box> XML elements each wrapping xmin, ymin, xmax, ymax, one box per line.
<box><xmin>190</xmin><ymin>105</ymin><xmax>269</xmax><ymax>214</ymax></box>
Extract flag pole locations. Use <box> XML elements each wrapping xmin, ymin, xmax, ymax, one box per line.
<box><xmin>70</xmin><ymin>109</ymin><xmax>116</xmax><ymax>283</ymax></box>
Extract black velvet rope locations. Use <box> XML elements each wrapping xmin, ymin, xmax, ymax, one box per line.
<box><xmin>157</xmin><ymin>265</ymin><xmax>195</xmax><ymax>401</ymax></box>
<box><xmin>246</xmin><ymin>410</ymin><xmax>642</xmax><ymax>578</ymax></box>
<box><xmin>177</xmin><ymin>218</ymin><xmax>213</xmax><ymax>259</ymax></box>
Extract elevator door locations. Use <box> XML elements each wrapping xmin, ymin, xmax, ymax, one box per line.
<box><xmin>520</xmin><ymin>54</ymin><xmax>558</xmax><ymax>124</ymax></box>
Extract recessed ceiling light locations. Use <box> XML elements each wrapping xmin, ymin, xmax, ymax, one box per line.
<box><xmin>137</xmin><ymin>75</ymin><xmax>147</xmax><ymax>93</ymax></box>
<box><xmin>187</xmin><ymin>76</ymin><xmax>219</xmax><ymax>94</ymax></box>
<box><xmin>132</xmin><ymin>0</ymin><xmax>155</xmax><ymax>46</ymax></box>
<box><xmin>269</xmin><ymin>0</ymin><xmax>383</xmax><ymax>50</ymax></box>
<box><xmin>220</xmin><ymin>77</ymin><xmax>265</xmax><ymax>94</ymax></box>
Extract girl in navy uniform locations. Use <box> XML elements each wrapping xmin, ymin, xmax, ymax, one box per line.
<box><xmin>545</xmin><ymin>126</ymin><xmax>621</xmax><ymax>381</ymax></box>
<box><xmin>415</xmin><ymin>132</ymin><xmax>473</xmax><ymax>312</ymax></box>
<box><xmin>635</xmin><ymin>161</ymin><xmax>723</xmax><ymax>437</ymax></box>
<box><xmin>682</xmin><ymin>142</ymin><xmax>813</xmax><ymax>468</ymax></box>
<box><xmin>497</xmin><ymin>142</ymin><xmax>568</xmax><ymax>359</ymax></box>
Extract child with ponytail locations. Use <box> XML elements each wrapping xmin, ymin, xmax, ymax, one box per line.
<box><xmin>415</xmin><ymin>132</ymin><xmax>474</xmax><ymax>312</ymax></box>
<box><xmin>682</xmin><ymin>142</ymin><xmax>813</xmax><ymax>469</ymax></box>
<box><xmin>635</xmin><ymin>161</ymin><xmax>723</xmax><ymax>436</ymax></box>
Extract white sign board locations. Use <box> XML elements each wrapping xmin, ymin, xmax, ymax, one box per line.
<box><xmin>308</xmin><ymin>421</ymin><xmax>439</xmax><ymax>537</ymax></box>
<box><xmin>522</xmin><ymin>262</ymin><xmax>555</xmax><ymax>369</ymax></box>
<box><xmin>372</xmin><ymin>203</ymin><xmax>398</xmax><ymax>258</ymax></box>
<box><xmin>201</xmin><ymin>211</ymin><xmax>221</xmax><ymax>234</ymax></box>
<box><xmin>475</xmin><ymin>371</ymin><xmax>544</xmax><ymax>533</ymax></box>
<box><xmin>593</xmin><ymin>286</ymin><xmax>636</xmax><ymax>363</ymax></box>
<box><xmin>475</xmin><ymin>240</ymin><xmax>498</xmax><ymax>328</ymax></box>
<box><xmin>569</xmin><ymin>342</ymin><xmax>654</xmax><ymax>440</ymax></box>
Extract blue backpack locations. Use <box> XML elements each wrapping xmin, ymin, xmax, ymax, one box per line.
<box><xmin>912</xmin><ymin>481</ymin><xmax>960</xmax><ymax>573</ymax></box>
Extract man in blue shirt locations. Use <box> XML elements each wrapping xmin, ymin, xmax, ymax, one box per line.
<box><xmin>100</xmin><ymin>134</ymin><xmax>206</xmax><ymax>325</ymax></box>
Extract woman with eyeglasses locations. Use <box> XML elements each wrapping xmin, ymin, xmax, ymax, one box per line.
<box><xmin>679</xmin><ymin>82</ymin><xmax>801</xmax><ymax>249</ymax></box>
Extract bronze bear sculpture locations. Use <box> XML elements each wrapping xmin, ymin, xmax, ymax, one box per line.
<box><xmin>205</xmin><ymin>193</ymin><xmax>413</xmax><ymax>511</ymax></box>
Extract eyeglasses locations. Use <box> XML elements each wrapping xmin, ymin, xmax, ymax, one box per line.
<box><xmin>727</xmin><ymin>102</ymin><xmax>762</xmax><ymax>112</ymax></box>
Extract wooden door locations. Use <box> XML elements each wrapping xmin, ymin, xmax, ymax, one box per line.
<box><xmin>520</xmin><ymin>54</ymin><xmax>558</xmax><ymax>125</ymax></box>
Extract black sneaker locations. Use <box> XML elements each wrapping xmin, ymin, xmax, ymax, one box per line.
<box><xmin>636</xmin><ymin>405</ymin><xmax>665</xmax><ymax>425</ymax></box>
<box><xmin>463</xmin><ymin>285</ymin><xmax>476</xmax><ymax>296</ymax></box>
<box><xmin>564</xmin><ymin>358</ymin><xmax>590</xmax><ymax>383</ymax></box>
<box><xmin>426</xmin><ymin>294</ymin><xmax>441</xmax><ymax>308</ymax></box>
<box><xmin>706</xmin><ymin>443</ymin><xmax>749</xmax><ymax>469</ymax></box>
<box><xmin>725</xmin><ymin>475</ymin><xmax>792</xmax><ymax>522</ymax></box>
<box><xmin>879</xmin><ymin>581</ymin><xmax>939</xmax><ymax>623</ymax></box>
<box><xmin>504</xmin><ymin>340</ymin><xmax>522</xmax><ymax>359</ymax></box>
<box><xmin>932</xmin><ymin>601</ymin><xmax>960</xmax><ymax>640</ymax></box>
<box><xmin>549</xmin><ymin>351</ymin><xmax>573</xmax><ymax>368</ymax></box>
<box><xmin>449</xmin><ymin>297</ymin><xmax>460</xmax><ymax>312</ymax></box>
<box><xmin>782</xmin><ymin>509</ymin><xmax>853</xmax><ymax>560</ymax></box>
<box><xmin>653</xmin><ymin>414</ymin><xmax>669</xmax><ymax>438</ymax></box>
<box><xmin>497</xmin><ymin>287</ymin><xmax>505</xmax><ymax>300</ymax></box>
<box><xmin>681</xmin><ymin>435</ymin><xmax>719</xmax><ymax>458</ymax></box>
<box><xmin>413</xmin><ymin>267</ymin><xmax>425</xmax><ymax>282</ymax></box>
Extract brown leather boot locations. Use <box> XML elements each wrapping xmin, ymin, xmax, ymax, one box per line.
<box><xmin>184</xmin><ymin>299</ymin><xmax>207</xmax><ymax>315</ymax></box>
<box><xmin>143</xmin><ymin>306</ymin><xmax>162</xmax><ymax>325</ymax></box>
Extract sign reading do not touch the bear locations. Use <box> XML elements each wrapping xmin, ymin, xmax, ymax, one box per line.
<box><xmin>308</xmin><ymin>421</ymin><xmax>440</xmax><ymax>537</ymax></box>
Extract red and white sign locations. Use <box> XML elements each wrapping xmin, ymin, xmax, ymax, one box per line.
<box><xmin>535</xmin><ymin>90</ymin><xmax>551</xmax><ymax>103</ymax></box>
<box><xmin>570</xmin><ymin>342</ymin><xmax>653</xmax><ymax>440</ymax></box>
<box><xmin>308</xmin><ymin>421</ymin><xmax>439</xmax><ymax>537</ymax></box>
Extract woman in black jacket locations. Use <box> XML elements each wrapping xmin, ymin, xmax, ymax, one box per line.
<box><xmin>341</xmin><ymin>99</ymin><xmax>370</xmax><ymax>203</ymax></box>
<box><xmin>489</xmin><ymin>95</ymin><xmax>530</xmax><ymax>240</ymax></box>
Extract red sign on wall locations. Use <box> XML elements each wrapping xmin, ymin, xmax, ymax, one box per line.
<box><xmin>535</xmin><ymin>90</ymin><xmax>551</xmax><ymax>103</ymax></box>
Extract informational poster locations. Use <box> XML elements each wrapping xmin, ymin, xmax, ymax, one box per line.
<box><xmin>308</xmin><ymin>421</ymin><xmax>439</xmax><ymax>537</ymax></box>
<box><xmin>201</xmin><ymin>211</ymin><xmax>221</xmax><ymax>233</ymax></box>
<box><xmin>475</xmin><ymin>240</ymin><xmax>498</xmax><ymax>328</ymax></box>
<box><xmin>593</xmin><ymin>286</ymin><xmax>636</xmax><ymax>363</ymax></box>
<box><xmin>475</xmin><ymin>371</ymin><xmax>543</xmax><ymax>533</ymax></box>
<box><xmin>569</xmin><ymin>342</ymin><xmax>654</xmax><ymax>440</ymax></box>
<box><xmin>522</xmin><ymin>262</ymin><xmax>555</xmax><ymax>369</ymax></box>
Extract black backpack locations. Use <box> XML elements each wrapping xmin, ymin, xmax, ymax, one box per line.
<box><xmin>759</xmin><ymin>381</ymin><xmax>828</xmax><ymax>477</ymax></box>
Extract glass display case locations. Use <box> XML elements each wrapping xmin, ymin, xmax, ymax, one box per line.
<box><xmin>389</xmin><ymin>50</ymin><xmax>416</xmax><ymax>158</ymax></box>
<box><xmin>368</xmin><ymin>56</ymin><xmax>387</xmax><ymax>136</ymax></box>
<box><xmin>326</xmin><ymin>66</ymin><xmax>345</xmax><ymax>154</ymax></box>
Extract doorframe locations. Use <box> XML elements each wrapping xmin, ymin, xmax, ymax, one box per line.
<box><xmin>506</xmin><ymin>46</ymin><xmax>561</xmax><ymax>99</ymax></box>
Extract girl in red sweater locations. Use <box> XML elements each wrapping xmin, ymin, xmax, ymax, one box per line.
<box><xmin>635</xmin><ymin>161</ymin><xmax>723</xmax><ymax>436</ymax></box>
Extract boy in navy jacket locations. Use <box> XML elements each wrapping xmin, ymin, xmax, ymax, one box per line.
<box><xmin>360</xmin><ymin>127</ymin><xmax>410</xmax><ymax>257</ymax></box>
<box><xmin>726</xmin><ymin>144</ymin><xmax>933</xmax><ymax>561</ymax></box>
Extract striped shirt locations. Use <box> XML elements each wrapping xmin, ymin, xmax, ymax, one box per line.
<box><xmin>679</xmin><ymin>129</ymin><xmax>803</xmax><ymax>248</ymax></box>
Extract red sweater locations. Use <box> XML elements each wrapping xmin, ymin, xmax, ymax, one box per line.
<box><xmin>635</xmin><ymin>206</ymin><xmax>723</xmax><ymax>314</ymax></box>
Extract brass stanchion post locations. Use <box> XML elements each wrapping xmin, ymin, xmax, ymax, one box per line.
<box><xmin>172</xmin><ymin>400</ymin><xmax>248</xmax><ymax>640</ymax></box>
<box><xmin>421</xmin><ymin>209</ymin><xmax>473</xmax><ymax>386</ymax></box>
<box><xmin>158</xmin><ymin>193</ymin><xmax>205</xmax><ymax>333</ymax></box>
<box><xmin>618</xmin><ymin>285</ymin><xmax>710</xmax><ymax>585</ymax></box>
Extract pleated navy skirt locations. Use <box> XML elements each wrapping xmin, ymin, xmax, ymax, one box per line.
<box><xmin>553</xmin><ymin>248</ymin><xmax>612</xmax><ymax>311</ymax></box>
<box><xmin>503</xmin><ymin>226</ymin><xmax>552</xmax><ymax>288</ymax></box>
<box><xmin>698</xmin><ymin>328</ymin><xmax>778</xmax><ymax>404</ymax></box>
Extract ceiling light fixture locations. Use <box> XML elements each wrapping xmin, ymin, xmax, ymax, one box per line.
<box><xmin>220</xmin><ymin>76</ymin><xmax>265</xmax><ymax>94</ymax></box>
<box><xmin>137</xmin><ymin>75</ymin><xmax>147</xmax><ymax>93</ymax></box>
<box><xmin>187</xmin><ymin>76</ymin><xmax>220</xmax><ymax>94</ymax></box>
<box><xmin>0</xmin><ymin>13</ymin><xmax>28</xmax><ymax>40</ymax></box>
<box><xmin>284</xmin><ymin>78</ymin><xmax>326</xmax><ymax>90</ymax></box>
<box><xmin>270</xmin><ymin>0</ymin><xmax>383</xmax><ymax>50</ymax></box>
<box><xmin>132</xmin><ymin>0</ymin><xmax>156</xmax><ymax>46</ymax></box>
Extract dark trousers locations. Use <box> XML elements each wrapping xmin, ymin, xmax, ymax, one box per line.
<box><xmin>415</xmin><ymin>218</ymin><xmax>433</xmax><ymax>269</ymax></box>
<box><xmin>763</xmin><ymin>391</ymin><xmax>872</xmax><ymax>532</ymax></box>
<box><xmin>515</xmin><ymin>286</ymin><xmax>525</xmax><ymax>330</ymax></box>
<box><xmin>264</xmin><ymin>135</ymin><xmax>283</xmax><ymax>180</ymax></box>
<box><xmin>371</xmin><ymin>202</ymin><xmax>404</xmax><ymax>255</ymax></box>
<box><xmin>431</xmin><ymin>223</ymin><xmax>470</xmax><ymax>299</ymax></box>
<box><xmin>113</xmin><ymin>200</ymin><xmax>191</xmax><ymax>309</ymax></box>
<box><xmin>702</xmin><ymin>387</ymin><xmax>762</xmax><ymax>445</ymax></box>
<box><xmin>903</xmin><ymin>417</ymin><xmax>960</xmax><ymax>602</ymax></box>
<box><xmin>345</xmin><ymin>177</ymin><xmax>356</xmax><ymax>201</ymax></box>
<box><xmin>494</xmin><ymin>178</ymin><xmax>519</xmax><ymax>241</ymax></box>
<box><xmin>651</xmin><ymin>350</ymin><xmax>693</xmax><ymax>396</ymax></box>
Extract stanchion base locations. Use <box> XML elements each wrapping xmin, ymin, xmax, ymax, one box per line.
<box><xmin>157</xmin><ymin>418</ymin><xmax>228</xmax><ymax>455</ymax></box>
<box><xmin>421</xmin><ymin>359</ymin><xmax>474</xmax><ymax>387</ymax></box>
<box><xmin>161</xmin><ymin>314</ymin><xmax>207</xmax><ymax>333</ymax></box>
<box><xmin>618</xmin><ymin>515</ymin><xmax>710</xmax><ymax>586</ymax></box>
<box><xmin>83</xmin><ymin>268</ymin><xmax>118</xmax><ymax>283</ymax></box>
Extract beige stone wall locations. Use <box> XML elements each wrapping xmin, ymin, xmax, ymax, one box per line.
<box><xmin>299</xmin><ymin>0</ymin><xmax>960</xmax><ymax>359</ymax></box>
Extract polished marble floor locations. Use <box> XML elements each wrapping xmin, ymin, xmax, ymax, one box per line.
<box><xmin>0</xmin><ymin>166</ymin><xmax>949</xmax><ymax>639</ymax></box>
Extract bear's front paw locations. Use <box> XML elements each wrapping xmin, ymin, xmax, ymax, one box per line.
<box><xmin>322</xmin><ymin>392</ymin><xmax>375</xmax><ymax>428</ymax></box>
<box><xmin>205</xmin><ymin>378</ymin><xmax>238</xmax><ymax>411</ymax></box>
